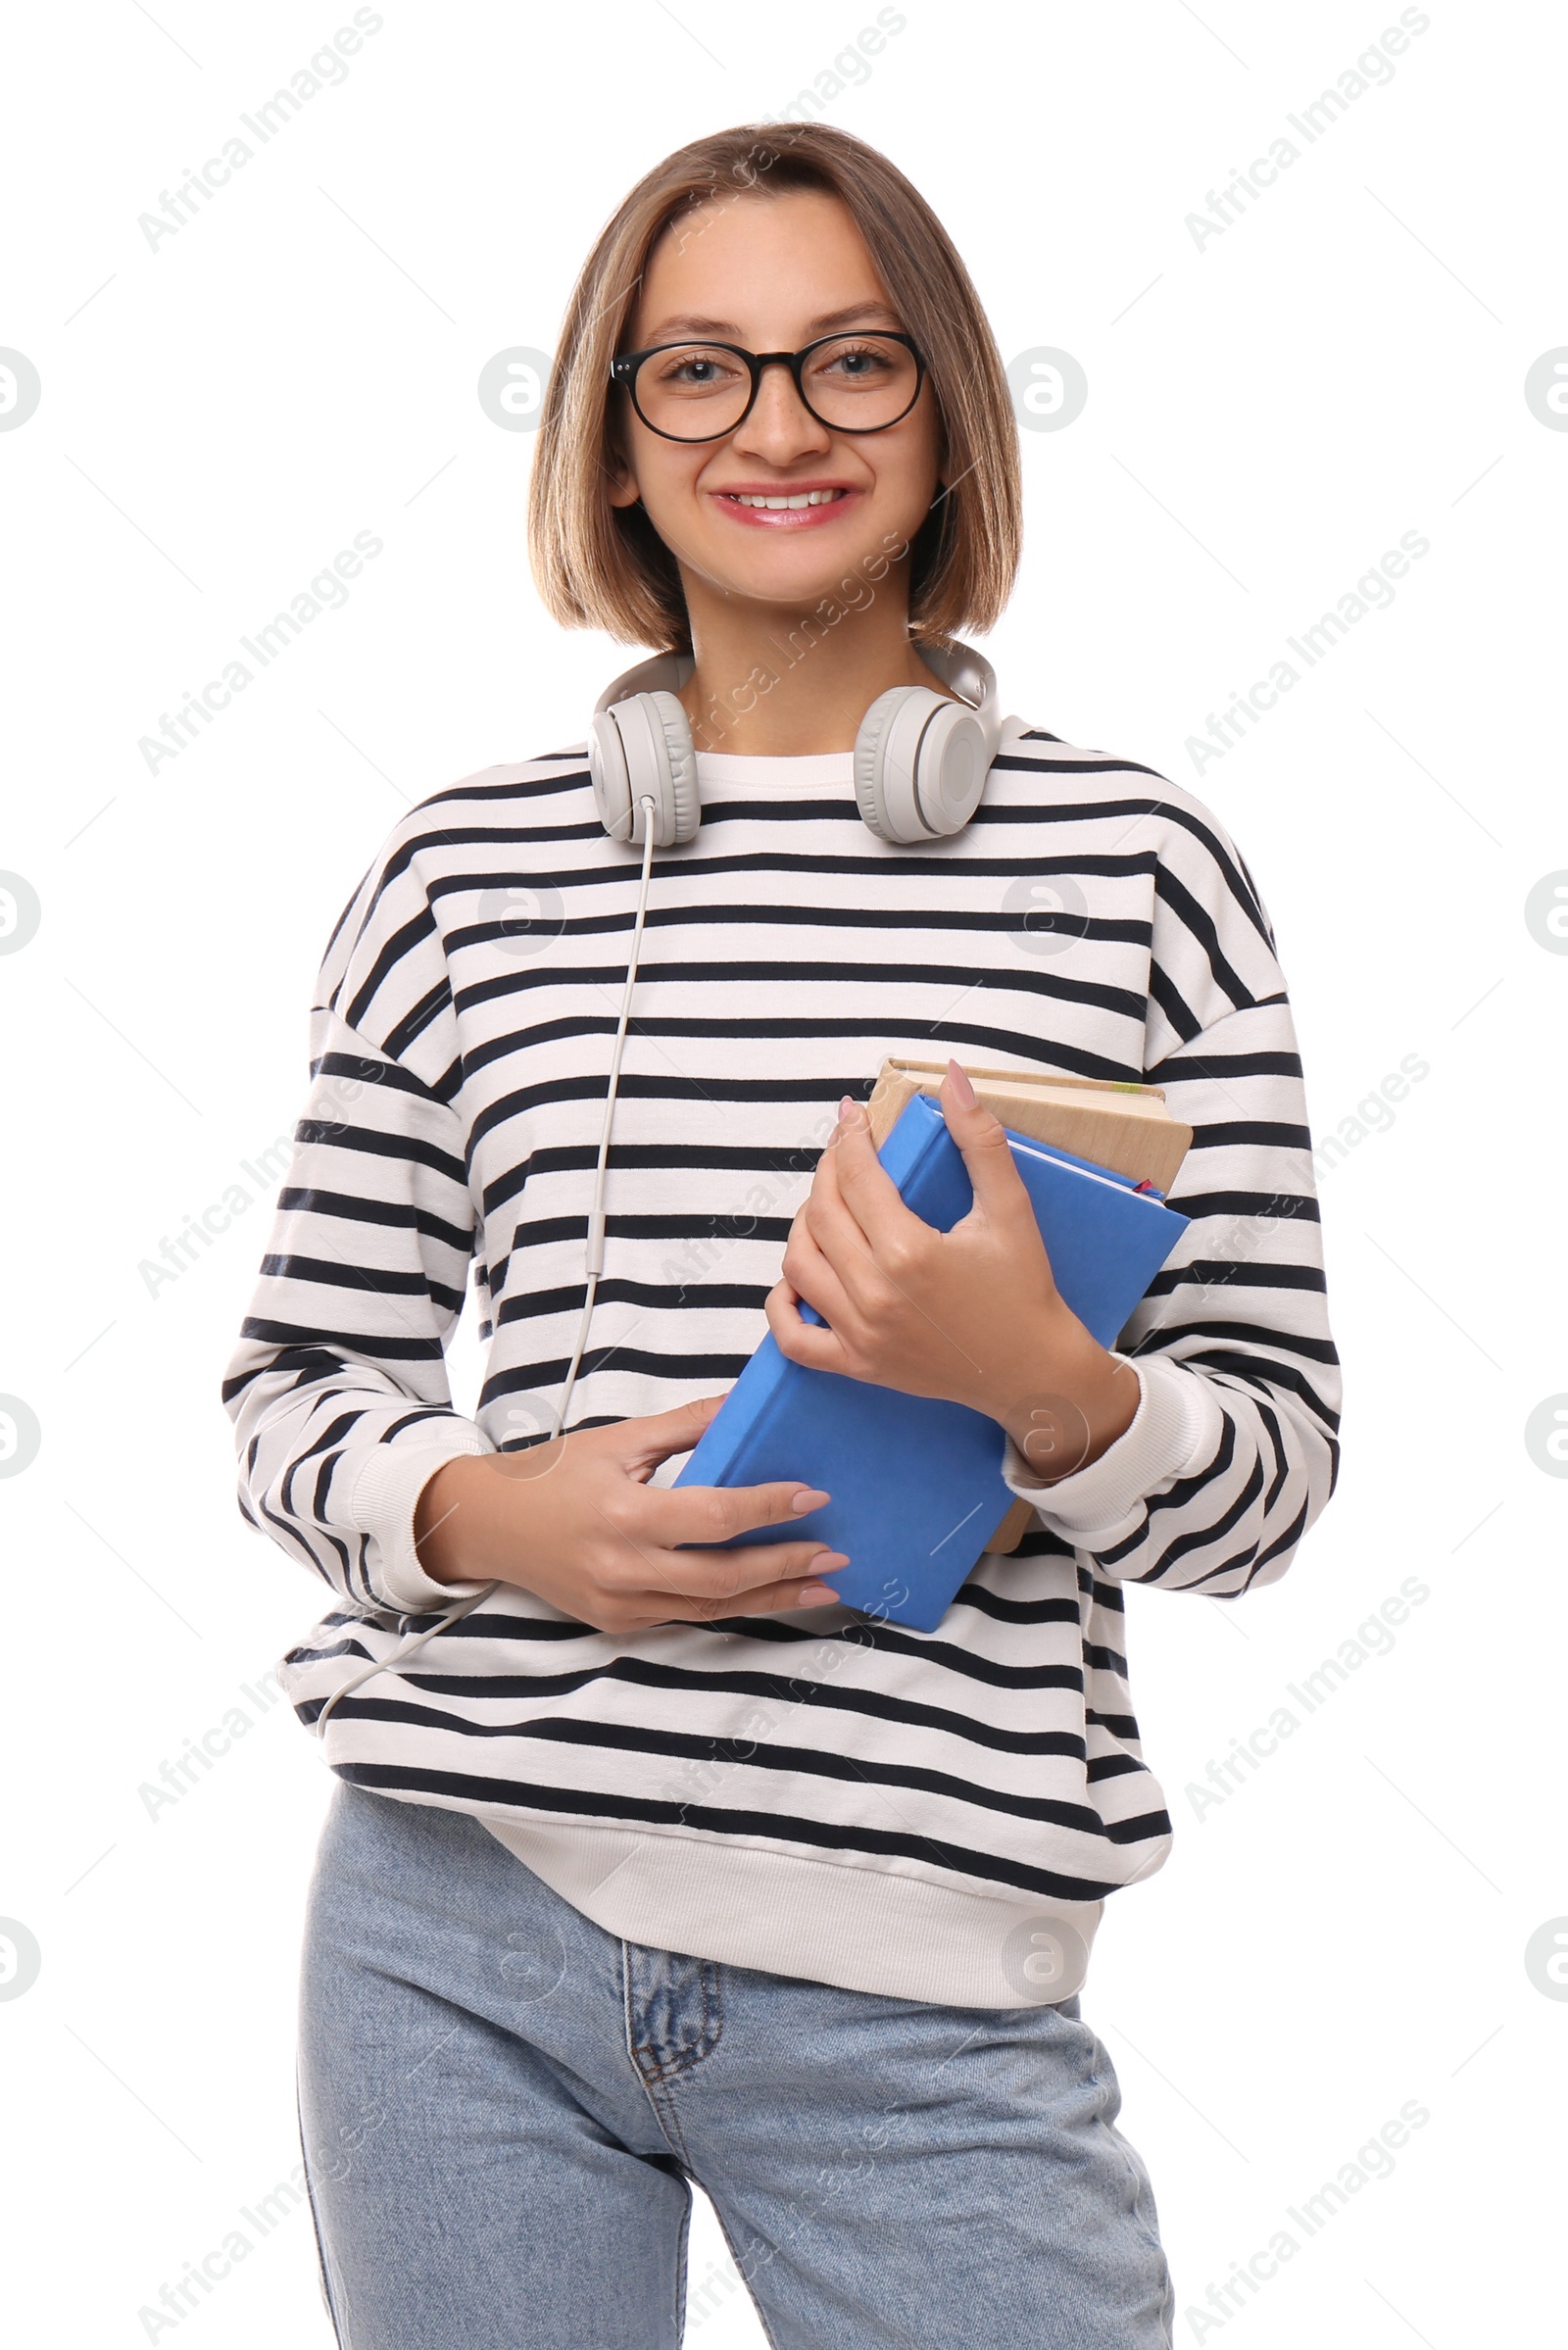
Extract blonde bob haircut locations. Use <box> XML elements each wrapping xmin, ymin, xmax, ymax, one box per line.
<box><xmin>527</xmin><ymin>121</ymin><xmax>1022</xmax><ymax>655</ymax></box>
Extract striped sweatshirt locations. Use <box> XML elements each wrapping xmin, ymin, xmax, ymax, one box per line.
<box><xmin>221</xmin><ymin>721</ymin><xmax>1342</xmax><ymax>2009</ymax></box>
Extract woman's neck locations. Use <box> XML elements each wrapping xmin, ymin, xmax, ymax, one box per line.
<box><xmin>675</xmin><ymin>583</ymin><xmax>959</xmax><ymax>755</ymax></box>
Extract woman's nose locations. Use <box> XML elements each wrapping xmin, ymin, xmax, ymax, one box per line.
<box><xmin>730</xmin><ymin>361</ymin><xmax>833</xmax><ymax>458</ymax></box>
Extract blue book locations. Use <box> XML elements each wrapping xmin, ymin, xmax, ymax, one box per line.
<box><xmin>673</xmin><ymin>1093</ymin><xmax>1188</xmax><ymax>1633</ymax></box>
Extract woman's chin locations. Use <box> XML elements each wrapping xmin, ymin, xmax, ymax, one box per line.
<box><xmin>677</xmin><ymin>533</ymin><xmax>901</xmax><ymax>617</ymax></box>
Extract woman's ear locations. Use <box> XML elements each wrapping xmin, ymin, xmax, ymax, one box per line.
<box><xmin>605</xmin><ymin>425</ymin><xmax>641</xmax><ymax>511</ymax></box>
<box><xmin>606</xmin><ymin>460</ymin><xmax>641</xmax><ymax>512</ymax></box>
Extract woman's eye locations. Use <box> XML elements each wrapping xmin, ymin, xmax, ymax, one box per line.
<box><xmin>817</xmin><ymin>345</ymin><xmax>893</xmax><ymax>377</ymax></box>
<box><xmin>657</xmin><ymin>352</ymin><xmax>743</xmax><ymax>386</ymax></box>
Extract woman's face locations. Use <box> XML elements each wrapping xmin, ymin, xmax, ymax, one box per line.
<box><xmin>608</xmin><ymin>187</ymin><xmax>945</xmax><ymax>624</ymax></box>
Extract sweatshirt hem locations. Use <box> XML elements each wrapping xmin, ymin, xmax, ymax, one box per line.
<box><xmin>473</xmin><ymin>1811</ymin><xmax>1105</xmax><ymax>2010</ymax></box>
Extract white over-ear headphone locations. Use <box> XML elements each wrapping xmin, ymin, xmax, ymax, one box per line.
<box><xmin>312</xmin><ymin>641</ymin><xmax>1022</xmax><ymax>1736</ymax></box>
<box><xmin>589</xmin><ymin>638</ymin><xmax>1022</xmax><ymax>847</ymax></box>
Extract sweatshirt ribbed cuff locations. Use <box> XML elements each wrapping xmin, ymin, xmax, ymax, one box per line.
<box><xmin>1001</xmin><ymin>1354</ymin><xmax>1220</xmax><ymax>1548</ymax></box>
<box><xmin>339</xmin><ymin>1422</ymin><xmax>497</xmax><ymax>1612</ymax></box>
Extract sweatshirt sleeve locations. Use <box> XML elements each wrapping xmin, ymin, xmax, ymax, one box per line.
<box><xmin>220</xmin><ymin>832</ymin><xmax>497</xmax><ymax>1616</ymax></box>
<box><xmin>1000</xmin><ymin>797</ymin><xmax>1342</xmax><ymax>1597</ymax></box>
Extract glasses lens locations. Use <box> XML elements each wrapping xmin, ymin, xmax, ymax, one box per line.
<box><xmin>631</xmin><ymin>336</ymin><xmax>918</xmax><ymax>440</ymax></box>
<box><xmin>632</xmin><ymin>345</ymin><xmax>754</xmax><ymax>439</ymax></box>
<box><xmin>800</xmin><ymin>335</ymin><xmax>919</xmax><ymax>428</ymax></box>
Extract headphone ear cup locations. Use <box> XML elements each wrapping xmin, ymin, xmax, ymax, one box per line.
<box><xmin>643</xmin><ymin>689</ymin><xmax>701</xmax><ymax>845</ymax></box>
<box><xmin>913</xmin><ymin>699</ymin><xmax>990</xmax><ymax>834</ymax></box>
<box><xmin>853</xmin><ymin>686</ymin><xmax>927</xmax><ymax>843</ymax></box>
<box><xmin>588</xmin><ymin>690</ymin><xmax>700</xmax><ymax>846</ymax></box>
<box><xmin>855</xmin><ymin>684</ymin><xmax>991</xmax><ymax>844</ymax></box>
<box><xmin>588</xmin><ymin>709</ymin><xmax>634</xmax><ymax>841</ymax></box>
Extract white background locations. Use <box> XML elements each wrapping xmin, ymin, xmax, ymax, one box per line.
<box><xmin>2</xmin><ymin>2</ymin><xmax>1565</xmax><ymax>2343</ymax></box>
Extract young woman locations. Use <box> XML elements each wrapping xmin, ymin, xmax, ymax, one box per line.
<box><xmin>223</xmin><ymin>122</ymin><xmax>1340</xmax><ymax>2350</ymax></box>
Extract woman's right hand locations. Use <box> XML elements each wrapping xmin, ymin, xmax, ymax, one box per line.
<box><xmin>412</xmin><ymin>1395</ymin><xmax>848</xmax><ymax>1634</ymax></box>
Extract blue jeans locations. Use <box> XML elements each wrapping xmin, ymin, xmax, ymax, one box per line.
<box><xmin>296</xmin><ymin>1782</ymin><xmax>1174</xmax><ymax>2349</ymax></box>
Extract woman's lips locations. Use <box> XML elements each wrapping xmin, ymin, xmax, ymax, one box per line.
<box><xmin>709</xmin><ymin>486</ymin><xmax>858</xmax><ymax>529</ymax></box>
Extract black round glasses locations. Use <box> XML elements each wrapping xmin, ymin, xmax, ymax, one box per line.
<box><xmin>610</xmin><ymin>331</ymin><xmax>928</xmax><ymax>444</ymax></box>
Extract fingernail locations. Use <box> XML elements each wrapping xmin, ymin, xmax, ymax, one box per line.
<box><xmin>797</xmin><ymin>1584</ymin><xmax>838</xmax><ymax>1607</ymax></box>
<box><xmin>807</xmin><ymin>1550</ymin><xmax>849</xmax><ymax>1572</ymax></box>
<box><xmin>946</xmin><ymin>1059</ymin><xmax>978</xmax><ymax>1109</ymax></box>
<box><xmin>791</xmin><ymin>1488</ymin><xmax>830</xmax><ymax>1513</ymax></box>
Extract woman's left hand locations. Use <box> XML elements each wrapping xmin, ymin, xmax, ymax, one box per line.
<box><xmin>764</xmin><ymin>1060</ymin><xmax>1141</xmax><ymax>1481</ymax></box>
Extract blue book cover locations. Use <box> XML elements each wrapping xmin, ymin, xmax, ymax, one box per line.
<box><xmin>673</xmin><ymin>1093</ymin><xmax>1187</xmax><ymax>1633</ymax></box>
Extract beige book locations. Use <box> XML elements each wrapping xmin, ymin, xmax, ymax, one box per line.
<box><xmin>864</xmin><ymin>1058</ymin><xmax>1192</xmax><ymax>1555</ymax></box>
<box><xmin>865</xmin><ymin>1057</ymin><xmax>1192</xmax><ymax>1196</ymax></box>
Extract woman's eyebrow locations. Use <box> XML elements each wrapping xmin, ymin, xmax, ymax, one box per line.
<box><xmin>638</xmin><ymin>301</ymin><xmax>901</xmax><ymax>340</ymax></box>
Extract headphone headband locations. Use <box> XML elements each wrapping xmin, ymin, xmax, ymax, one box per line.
<box><xmin>591</xmin><ymin>651</ymin><xmax>696</xmax><ymax>716</ymax></box>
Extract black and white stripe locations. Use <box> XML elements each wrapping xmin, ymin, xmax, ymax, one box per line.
<box><xmin>222</xmin><ymin>731</ymin><xmax>1340</xmax><ymax>1985</ymax></box>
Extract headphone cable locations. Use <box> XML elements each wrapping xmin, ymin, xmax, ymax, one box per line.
<box><xmin>554</xmin><ymin>795</ymin><xmax>658</xmax><ymax>1432</ymax></box>
<box><xmin>313</xmin><ymin>796</ymin><xmax>659</xmax><ymax>1736</ymax></box>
